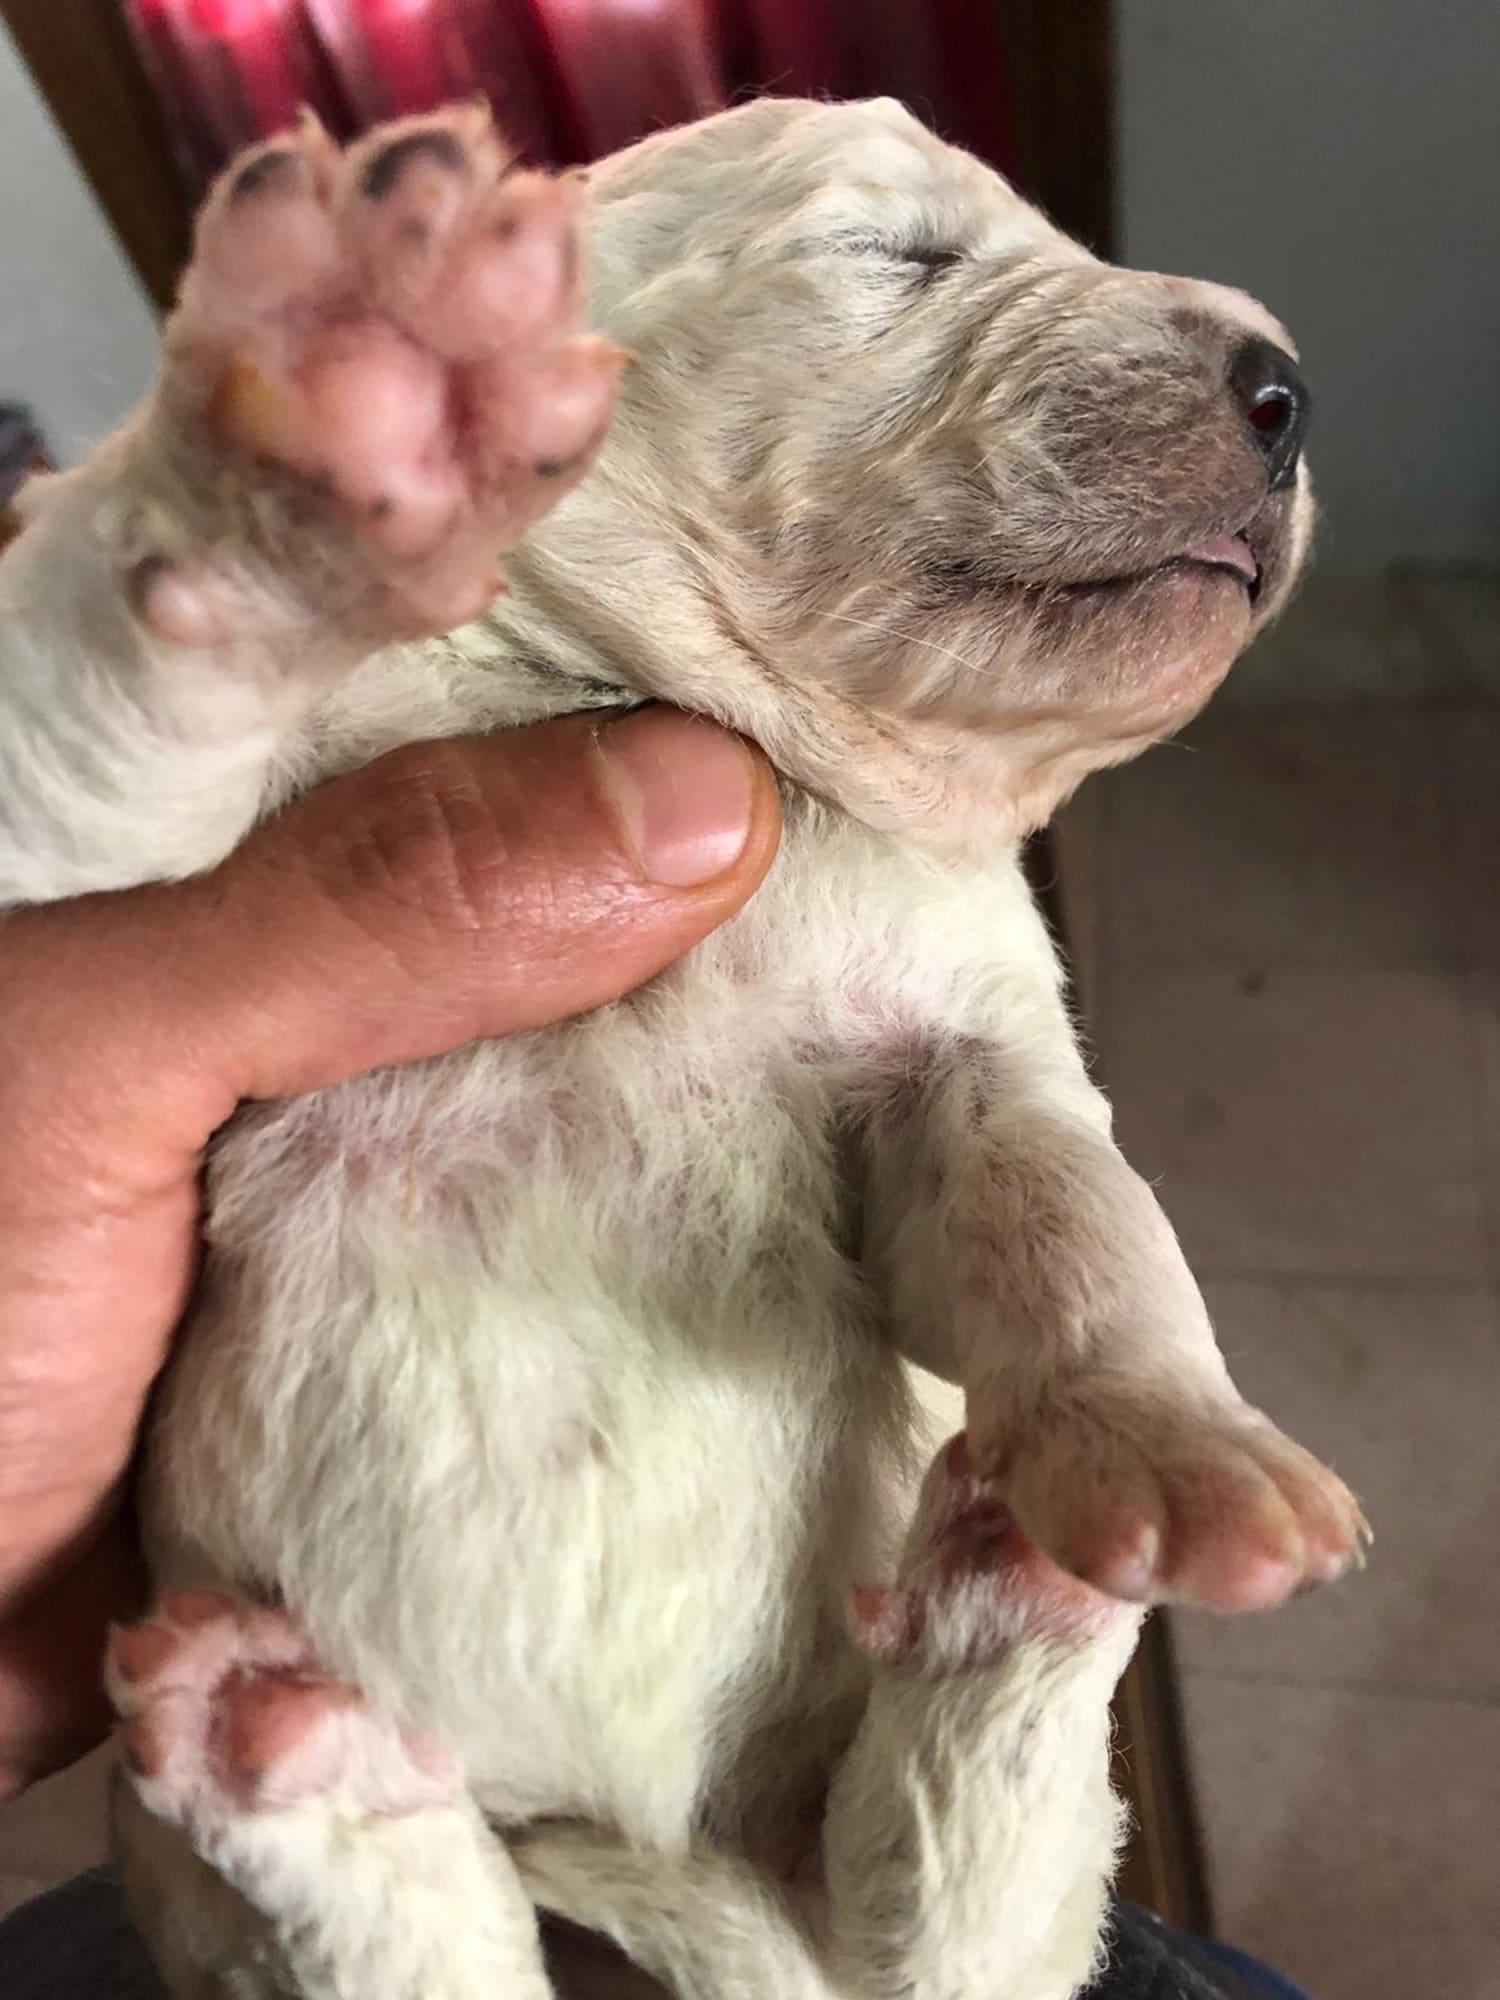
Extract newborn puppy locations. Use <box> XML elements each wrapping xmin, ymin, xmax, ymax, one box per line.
<box><xmin>0</xmin><ymin>97</ymin><xmax>1365</xmax><ymax>1999</ymax></box>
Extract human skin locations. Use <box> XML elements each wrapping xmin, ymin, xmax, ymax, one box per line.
<box><xmin>0</xmin><ymin>707</ymin><xmax>779</xmax><ymax>1796</ymax></box>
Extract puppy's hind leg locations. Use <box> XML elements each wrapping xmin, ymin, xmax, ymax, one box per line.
<box><xmin>108</xmin><ymin>1591</ymin><xmax>554</xmax><ymax>2000</ymax></box>
<box><xmin>514</xmin><ymin>1827</ymin><xmax>837</xmax><ymax>2000</ymax></box>
<box><xmin>822</xmin><ymin>1435</ymin><xmax>1142</xmax><ymax>2000</ymax></box>
<box><xmin>518</xmin><ymin>1442</ymin><xmax>1137</xmax><ymax>2000</ymax></box>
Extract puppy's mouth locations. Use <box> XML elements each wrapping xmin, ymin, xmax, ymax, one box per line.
<box><xmin>1046</xmin><ymin>509</ymin><xmax>1285</xmax><ymax>614</ymax></box>
<box><xmin>1162</xmin><ymin>531</ymin><xmax>1262</xmax><ymax>603</ymax></box>
<box><xmin>920</xmin><ymin>490</ymin><xmax>1297</xmax><ymax>636</ymax></box>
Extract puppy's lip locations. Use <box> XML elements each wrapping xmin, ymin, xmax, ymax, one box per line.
<box><xmin>1040</xmin><ymin>531</ymin><xmax>1262</xmax><ymax>601</ymax></box>
<box><xmin>1169</xmin><ymin>532</ymin><xmax>1259</xmax><ymax>587</ymax></box>
<box><xmin>1146</xmin><ymin>530</ymin><xmax>1262</xmax><ymax>608</ymax></box>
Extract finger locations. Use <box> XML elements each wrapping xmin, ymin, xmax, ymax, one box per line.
<box><xmin>5</xmin><ymin>707</ymin><xmax>780</xmax><ymax>1133</ymax></box>
<box><xmin>192</xmin><ymin>705</ymin><xmax>780</xmax><ymax>1104</ymax></box>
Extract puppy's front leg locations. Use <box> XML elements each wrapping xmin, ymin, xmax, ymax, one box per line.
<box><xmin>0</xmin><ymin>106</ymin><xmax>621</xmax><ymax>906</ymax></box>
<box><xmin>862</xmin><ymin>1023</ymin><xmax>1367</xmax><ymax>1610</ymax></box>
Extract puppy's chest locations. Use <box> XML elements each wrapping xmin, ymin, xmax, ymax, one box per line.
<box><xmin>214</xmin><ymin>819</ymin><xmax>1033</xmax><ymax>1306</ymax></box>
<box><xmin>244</xmin><ymin>971</ymin><xmax>858</xmax><ymax>1326</ymax></box>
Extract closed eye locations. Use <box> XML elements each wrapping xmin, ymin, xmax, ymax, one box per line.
<box><xmin>902</xmin><ymin>245</ymin><xmax>963</xmax><ymax>272</ymax></box>
<box><xmin>814</xmin><ymin>231</ymin><xmax>965</xmax><ymax>274</ymax></box>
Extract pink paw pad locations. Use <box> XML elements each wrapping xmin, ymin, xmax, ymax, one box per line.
<box><xmin>851</xmin><ymin>1434</ymin><xmax>1125</xmax><ymax>1669</ymax></box>
<box><xmin>107</xmin><ymin>1592</ymin><xmax>458</xmax><ymax>1828</ymax></box>
<box><xmin>148</xmin><ymin>105</ymin><xmax>626</xmax><ymax>642</ymax></box>
<box><xmin>981</xmin><ymin>1394</ymin><xmax>1373</xmax><ymax>1614</ymax></box>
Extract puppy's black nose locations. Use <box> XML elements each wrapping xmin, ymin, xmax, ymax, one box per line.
<box><xmin>1229</xmin><ymin>336</ymin><xmax>1309</xmax><ymax>490</ymax></box>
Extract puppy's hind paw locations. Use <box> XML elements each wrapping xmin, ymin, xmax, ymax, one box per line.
<box><xmin>107</xmin><ymin>1591</ymin><xmax>459</xmax><ymax>1841</ymax></box>
<box><xmin>850</xmin><ymin>1435</ymin><xmax>1134</xmax><ymax>1673</ymax></box>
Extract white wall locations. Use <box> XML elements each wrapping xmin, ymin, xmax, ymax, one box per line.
<box><xmin>0</xmin><ymin>25</ymin><xmax>160</xmax><ymax>468</ymax></box>
<box><xmin>1116</xmin><ymin>0</ymin><xmax>1500</xmax><ymax>573</ymax></box>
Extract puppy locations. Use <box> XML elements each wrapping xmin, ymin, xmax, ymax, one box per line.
<box><xmin>0</xmin><ymin>98</ymin><xmax>1364</xmax><ymax>1999</ymax></box>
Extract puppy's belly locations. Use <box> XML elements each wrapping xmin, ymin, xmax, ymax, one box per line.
<box><xmin>141</xmin><ymin>1072</ymin><xmax>906</xmax><ymax>1847</ymax></box>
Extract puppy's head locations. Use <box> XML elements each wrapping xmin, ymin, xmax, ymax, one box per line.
<box><xmin>518</xmin><ymin>98</ymin><xmax>1312</xmax><ymax>847</ymax></box>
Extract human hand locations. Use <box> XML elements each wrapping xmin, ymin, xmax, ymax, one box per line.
<box><xmin>0</xmin><ymin>707</ymin><xmax>778</xmax><ymax>1794</ymax></box>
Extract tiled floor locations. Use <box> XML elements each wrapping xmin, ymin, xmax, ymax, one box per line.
<box><xmin>0</xmin><ymin>1747</ymin><xmax>108</xmax><ymax>1918</ymax></box>
<box><xmin>1061</xmin><ymin>668</ymin><xmax>1500</xmax><ymax>1998</ymax></box>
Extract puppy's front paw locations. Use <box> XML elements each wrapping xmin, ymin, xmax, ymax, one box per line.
<box><xmin>140</xmin><ymin>104</ymin><xmax>624</xmax><ymax>644</ymax></box>
<box><xmin>107</xmin><ymin>1590</ymin><xmax>459</xmax><ymax>1840</ymax></box>
<box><xmin>978</xmin><ymin>1390</ymin><xmax>1370</xmax><ymax>1612</ymax></box>
<box><xmin>850</xmin><ymin>1435</ymin><xmax>1134</xmax><ymax>1673</ymax></box>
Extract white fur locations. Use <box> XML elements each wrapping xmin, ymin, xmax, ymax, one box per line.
<box><xmin>0</xmin><ymin>98</ymin><xmax>1346</xmax><ymax>1999</ymax></box>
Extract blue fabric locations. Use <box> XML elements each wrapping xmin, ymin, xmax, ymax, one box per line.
<box><xmin>1090</xmin><ymin>1903</ymin><xmax>1316</xmax><ymax>2000</ymax></box>
<box><xmin>1196</xmin><ymin>1936</ymin><xmax>1313</xmax><ymax>2000</ymax></box>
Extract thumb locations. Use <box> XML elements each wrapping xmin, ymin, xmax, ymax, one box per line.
<box><xmin>116</xmin><ymin>706</ymin><xmax>779</xmax><ymax>1116</ymax></box>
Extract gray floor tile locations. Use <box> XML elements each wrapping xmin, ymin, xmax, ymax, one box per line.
<box><xmin>1086</xmin><ymin>674</ymin><xmax>1500</xmax><ymax>1999</ymax></box>
<box><xmin>1097</xmin><ymin>706</ymin><xmax>1457</xmax><ymax>967</ymax></box>
<box><xmin>1182</xmin><ymin>1676</ymin><xmax>1500</xmax><ymax>2000</ymax></box>
<box><xmin>1100</xmin><ymin>963</ymin><xmax>1487</xmax><ymax>1281</ymax></box>
<box><xmin>0</xmin><ymin>1750</ymin><xmax>108</xmax><ymax>1898</ymax></box>
<box><xmin>1173</xmin><ymin>1278</ymin><xmax>1500</xmax><ymax>1700</ymax></box>
<box><xmin>1466</xmin><ymin>963</ymin><xmax>1500</xmax><ymax>1278</ymax></box>
<box><xmin>0</xmin><ymin>1874</ymin><xmax>49</xmax><ymax>1919</ymax></box>
<box><xmin>1434</xmin><ymin>708</ymin><xmax>1500</xmax><ymax>961</ymax></box>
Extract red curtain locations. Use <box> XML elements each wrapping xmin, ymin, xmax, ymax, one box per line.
<box><xmin>125</xmin><ymin>0</ymin><xmax>1018</xmax><ymax>186</ymax></box>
